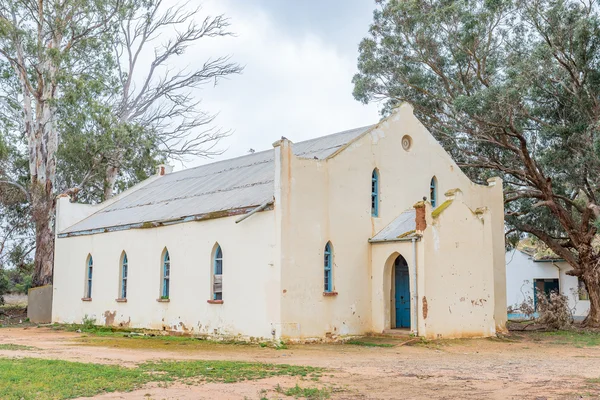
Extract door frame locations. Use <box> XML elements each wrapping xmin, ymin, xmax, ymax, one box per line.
<box><xmin>391</xmin><ymin>255</ymin><xmax>410</xmax><ymax>329</ymax></box>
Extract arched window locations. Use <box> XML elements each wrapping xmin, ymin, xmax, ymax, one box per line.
<box><xmin>161</xmin><ymin>250</ymin><xmax>170</xmax><ymax>299</ymax></box>
<box><xmin>371</xmin><ymin>169</ymin><xmax>379</xmax><ymax>217</ymax></box>
<box><xmin>430</xmin><ymin>176</ymin><xmax>437</xmax><ymax>208</ymax></box>
<box><xmin>213</xmin><ymin>245</ymin><xmax>223</xmax><ymax>300</ymax></box>
<box><xmin>85</xmin><ymin>255</ymin><xmax>93</xmax><ymax>299</ymax></box>
<box><xmin>324</xmin><ymin>242</ymin><xmax>333</xmax><ymax>292</ymax></box>
<box><xmin>119</xmin><ymin>252</ymin><xmax>128</xmax><ymax>299</ymax></box>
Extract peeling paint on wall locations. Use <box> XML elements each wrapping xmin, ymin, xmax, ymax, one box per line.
<box><xmin>422</xmin><ymin>296</ymin><xmax>428</xmax><ymax>319</ymax></box>
<box><xmin>103</xmin><ymin>310</ymin><xmax>116</xmax><ymax>326</ymax></box>
<box><xmin>370</xmin><ymin>129</ymin><xmax>385</xmax><ymax>144</ymax></box>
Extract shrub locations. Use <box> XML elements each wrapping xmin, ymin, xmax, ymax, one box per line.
<box><xmin>82</xmin><ymin>315</ymin><xmax>97</xmax><ymax>329</ymax></box>
<box><xmin>0</xmin><ymin>269</ymin><xmax>8</xmax><ymax>305</ymax></box>
<box><xmin>536</xmin><ymin>291</ymin><xmax>573</xmax><ymax>330</ymax></box>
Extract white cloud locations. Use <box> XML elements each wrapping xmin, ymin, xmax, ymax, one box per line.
<box><xmin>165</xmin><ymin>0</ymin><xmax>380</xmax><ymax>167</ymax></box>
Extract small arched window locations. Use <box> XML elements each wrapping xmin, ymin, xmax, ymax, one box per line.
<box><xmin>324</xmin><ymin>242</ymin><xmax>333</xmax><ymax>292</ymax></box>
<box><xmin>85</xmin><ymin>255</ymin><xmax>93</xmax><ymax>299</ymax></box>
<box><xmin>213</xmin><ymin>245</ymin><xmax>223</xmax><ymax>300</ymax></box>
<box><xmin>161</xmin><ymin>250</ymin><xmax>170</xmax><ymax>299</ymax></box>
<box><xmin>430</xmin><ymin>176</ymin><xmax>437</xmax><ymax>208</ymax></box>
<box><xmin>371</xmin><ymin>169</ymin><xmax>379</xmax><ymax>217</ymax></box>
<box><xmin>119</xmin><ymin>252</ymin><xmax>128</xmax><ymax>299</ymax></box>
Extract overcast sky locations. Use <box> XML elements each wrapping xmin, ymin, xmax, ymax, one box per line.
<box><xmin>176</xmin><ymin>0</ymin><xmax>381</xmax><ymax>167</ymax></box>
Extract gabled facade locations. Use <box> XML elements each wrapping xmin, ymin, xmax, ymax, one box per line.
<box><xmin>52</xmin><ymin>103</ymin><xmax>506</xmax><ymax>339</ymax></box>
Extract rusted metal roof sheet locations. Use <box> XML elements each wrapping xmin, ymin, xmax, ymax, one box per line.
<box><xmin>61</xmin><ymin>125</ymin><xmax>374</xmax><ymax>235</ymax></box>
<box><xmin>369</xmin><ymin>209</ymin><xmax>417</xmax><ymax>243</ymax></box>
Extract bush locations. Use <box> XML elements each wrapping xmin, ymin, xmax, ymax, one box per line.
<box><xmin>82</xmin><ymin>315</ymin><xmax>97</xmax><ymax>330</ymax></box>
<box><xmin>537</xmin><ymin>291</ymin><xmax>573</xmax><ymax>330</ymax></box>
<box><xmin>0</xmin><ymin>270</ymin><xmax>8</xmax><ymax>305</ymax></box>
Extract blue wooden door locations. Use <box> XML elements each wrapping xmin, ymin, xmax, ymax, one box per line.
<box><xmin>395</xmin><ymin>260</ymin><xmax>410</xmax><ymax>328</ymax></box>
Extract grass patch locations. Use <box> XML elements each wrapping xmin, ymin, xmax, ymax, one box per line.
<box><xmin>0</xmin><ymin>357</ymin><xmax>324</xmax><ymax>399</ymax></box>
<box><xmin>0</xmin><ymin>358</ymin><xmax>149</xmax><ymax>400</ymax></box>
<box><xmin>51</xmin><ymin>323</ymin><xmax>147</xmax><ymax>337</ymax></box>
<box><xmin>0</xmin><ymin>343</ymin><xmax>37</xmax><ymax>351</ymax></box>
<box><xmin>345</xmin><ymin>340</ymin><xmax>395</xmax><ymax>348</ymax></box>
<box><xmin>75</xmin><ymin>334</ymin><xmax>262</xmax><ymax>352</ymax></box>
<box><xmin>276</xmin><ymin>383</ymin><xmax>330</xmax><ymax>399</ymax></box>
<box><xmin>531</xmin><ymin>330</ymin><xmax>600</xmax><ymax>347</ymax></box>
<box><xmin>141</xmin><ymin>360</ymin><xmax>322</xmax><ymax>384</ymax></box>
<box><xmin>53</xmin><ymin>323</ymin><xmax>271</xmax><ymax>350</ymax></box>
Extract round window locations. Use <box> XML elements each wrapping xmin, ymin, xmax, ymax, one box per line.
<box><xmin>401</xmin><ymin>135</ymin><xmax>412</xmax><ymax>151</ymax></box>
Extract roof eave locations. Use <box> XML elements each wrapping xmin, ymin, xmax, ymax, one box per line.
<box><xmin>58</xmin><ymin>203</ymin><xmax>274</xmax><ymax>238</ymax></box>
<box><xmin>368</xmin><ymin>235</ymin><xmax>421</xmax><ymax>244</ymax></box>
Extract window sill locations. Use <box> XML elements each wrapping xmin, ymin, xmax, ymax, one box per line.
<box><xmin>115</xmin><ymin>298</ymin><xmax>127</xmax><ymax>303</ymax></box>
<box><xmin>207</xmin><ymin>300</ymin><xmax>223</xmax><ymax>304</ymax></box>
<box><xmin>156</xmin><ymin>298</ymin><xmax>170</xmax><ymax>303</ymax></box>
<box><xmin>81</xmin><ymin>297</ymin><xmax>92</xmax><ymax>302</ymax></box>
<box><xmin>323</xmin><ymin>291</ymin><xmax>338</xmax><ymax>297</ymax></box>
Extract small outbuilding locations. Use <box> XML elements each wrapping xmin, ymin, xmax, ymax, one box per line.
<box><xmin>506</xmin><ymin>240</ymin><xmax>590</xmax><ymax>320</ymax></box>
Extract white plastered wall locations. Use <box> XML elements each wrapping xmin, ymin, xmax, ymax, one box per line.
<box><xmin>52</xmin><ymin>210</ymin><xmax>279</xmax><ymax>339</ymax></box>
<box><xmin>370</xmin><ymin>195</ymin><xmax>496</xmax><ymax>339</ymax></box>
<box><xmin>506</xmin><ymin>249</ymin><xmax>590</xmax><ymax>318</ymax></box>
<box><xmin>418</xmin><ymin>194</ymin><xmax>496</xmax><ymax>338</ymax></box>
<box><xmin>276</xmin><ymin>103</ymin><xmax>505</xmax><ymax>338</ymax></box>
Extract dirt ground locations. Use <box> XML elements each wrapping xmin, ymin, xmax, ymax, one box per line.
<box><xmin>1</xmin><ymin>327</ymin><xmax>600</xmax><ymax>400</ymax></box>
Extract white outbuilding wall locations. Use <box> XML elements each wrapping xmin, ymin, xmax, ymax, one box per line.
<box><xmin>505</xmin><ymin>249</ymin><xmax>590</xmax><ymax>318</ymax></box>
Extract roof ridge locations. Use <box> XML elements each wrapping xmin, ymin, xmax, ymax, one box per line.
<box><xmin>163</xmin><ymin>124</ymin><xmax>376</xmax><ymax>177</ymax></box>
<box><xmin>108</xmin><ymin>180</ymin><xmax>275</xmax><ymax>212</ymax></box>
<box><xmin>154</xmin><ymin>157</ymin><xmax>274</xmax><ymax>184</ymax></box>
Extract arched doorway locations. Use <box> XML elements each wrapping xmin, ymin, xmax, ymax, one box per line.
<box><xmin>393</xmin><ymin>255</ymin><xmax>410</xmax><ymax>328</ymax></box>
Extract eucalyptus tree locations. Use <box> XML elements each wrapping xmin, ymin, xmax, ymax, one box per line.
<box><xmin>353</xmin><ymin>0</ymin><xmax>600</xmax><ymax>326</ymax></box>
<box><xmin>0</xmin><ymin>0</ymin><xmax>121</xmax><ymax>286</ymax></box>
<box><xmin>103</xmin><ymin>0</ymin><xmax>243</xmax><ymax>199</ymax></box>
<box><xmin>0</xmin><ymin>0</ymin><xmax>241</xmax><ymax>286</ymax></box>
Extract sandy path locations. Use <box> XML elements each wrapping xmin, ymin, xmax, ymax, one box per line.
<box><xmin>1</xmin><ymin>328</ymin><xmax>599</xmax><ymax>399</ymax></box>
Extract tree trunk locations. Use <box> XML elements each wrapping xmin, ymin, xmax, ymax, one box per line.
<box><xmin>103</xmin><ymin>164</ymin><xmax>119</xmax><ymax>201</ymax></box>
<box><xmin>582</xmin><ymin>267</ymin><xmax>600</xmax><ymax>327</ymax></box>
<box><xmin>30</xmin><ymin>185</ymin><xmax>55</xmax><ymax>287</ymax></box>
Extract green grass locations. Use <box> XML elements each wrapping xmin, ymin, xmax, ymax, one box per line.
<box><xmin>0</xmin><ymin>358</ymin><xmax>149</xmax><ymax>400</ymax></box>
<box><xmin>532</xmin><ymin>330</ymin><xmax>600</xmax><ymax>347</ymax></box>
<box><xmin>276</xmin><ymin>383</ymin><xmax>330</xmax><ymax>399</ymax></box>
<box><xmin>0</xmin><ymin>344</ymin><xmax>37</xmax><ymax>351</ymax></box>
<box><xmin>51</xmin><ymin>323</ymin><xmax>147</xmax><ymax>337</ymax></box>
<box><xmin>0</xmin><ymin>357</ymin><xmax>324</xmax><ymax>400</ymax></box>
<box><xmin>139</xmin><ymin>360</ymin><xmax>322</xmax><ymax>384</ymax></box>
<box><xmin>52</xmin><ymin>323</ymin><xmax>267</xmax><ymax>347</ymax></box>
<box><xmin>345</xmin><ymin>340</ymin><xmax>395</xmax><ymax>348</ymax></box>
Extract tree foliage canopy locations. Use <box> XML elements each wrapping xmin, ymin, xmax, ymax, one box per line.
<box><xmin>353</xmin><ymin>0</ymin><xmax>600</xmax><ymax>325</ymax></box>
<box><xmin>0</xmin><ymin>0</ymin><xmax>241</xmax><ymax>286</ymax></box>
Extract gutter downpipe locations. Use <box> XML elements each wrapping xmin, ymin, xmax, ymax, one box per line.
<box><xmin>235</xmin><ymin>200</ymin><xmax>272</xmax><ymax>224</ymax></box>
<box><xmin>410</xmin><ymin>237</ymin><xmax>419</xmax><ymax>336</ymax></box>
<box><xmin>411</xmin><ymin>236</ymin><xmax>418</xmax><ymax>336</ymax></box>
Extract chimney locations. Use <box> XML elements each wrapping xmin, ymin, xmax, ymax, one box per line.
<box><xmin>156</xmin><ymin>164</ymin><xmax>173</xmax><ymax>176</ymax></box>
<box><xmin>414</xmin><ymin>201</ymin><xmax>427</xmax><ymax>232</ymax></box>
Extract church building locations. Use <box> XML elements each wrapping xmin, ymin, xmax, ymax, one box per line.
<box><xmin>52</xmin><ymin>103</ymin><xmax>507</xmax><ymax>339</ymax></box>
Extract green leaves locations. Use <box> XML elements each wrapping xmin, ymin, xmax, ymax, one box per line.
<box><xmin>354</xmin><ymin>0</ymin><xmax>600</xmax><ymax>270</ymax></box>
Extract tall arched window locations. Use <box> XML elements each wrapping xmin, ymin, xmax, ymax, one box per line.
<box><xmin>324</xmin><ymin>242</ymin><xmax>333</xmax><ymax>292</ymax></box>
<box><xmin>371</xmin><ymin>169</ymin><xmax>379</xmax><ymax>217</ymax></box>
<box><xmin>119</xmin><ymin>252</ymin><xmax>128</xmax><ymax>299</ymax></box>
<box><xmin>85</xmin><ymin>255</ymin><xmax>93</xmax><ymax>299</ymax></box>
<box><xmin>213</xmin><ymin>245</ymin><xmax>223</xmax><ymax>300</ymax></box>
<box><xmin>161</xmin><ymin>250</ymin><xmax>170</xmax><ymax>299</ymax></box>
<box><xmin>430</xmin><ymin>176</ymin><xmax>437</xmax><ymax>208</ymax></box>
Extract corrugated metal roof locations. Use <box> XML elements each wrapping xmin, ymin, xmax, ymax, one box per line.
<box><xmin>370</xmin><ymin>209</ymin><xmax>417</xmax><ymax>243</ymax></box>
<box><xmin>61</xmin><ymin>125</ymin><xmax>374</xmax><ymax>235</ymax></box>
